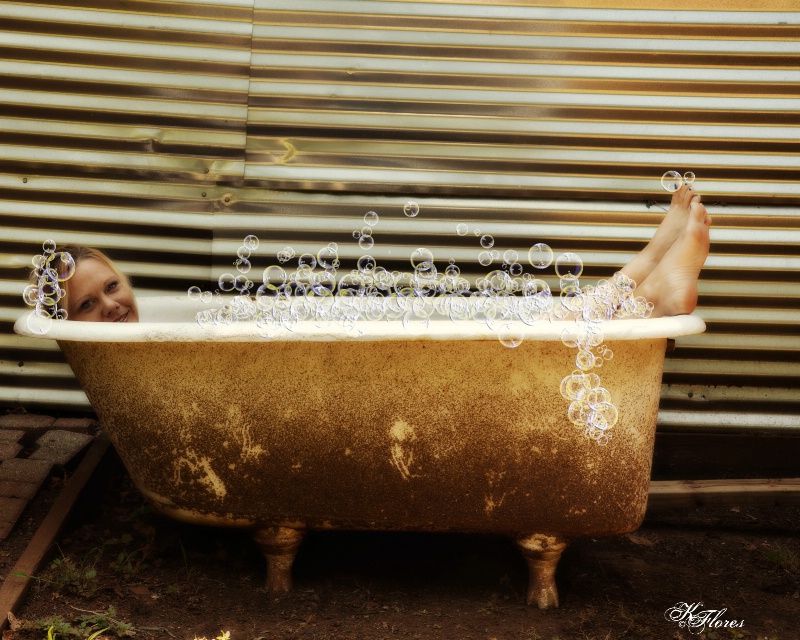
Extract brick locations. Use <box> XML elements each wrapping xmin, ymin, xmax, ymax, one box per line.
<box><xmin>0</xmin><ymin>496</ymin><xmax>28</xmax><ymax>540</ymax></box>
<box><xmin>0</xmin><ymin>442</ymin><xmax>22</xmax><ymax>462</ymax></box>
<box><xmin>0</xmin><ymin>478</ymin><xmax>40</xmax><ymax>501</ymax></box>
<box><xmin>0</xmin><ymin>429</ymin><xmax>25</xmax><ymax>443</ymax></box>
<box><xmin>0</xmin><ymin>414</ymin><xmax>55</xmax><ymax>431</ymax></box>
<box><xmin>30</xmin><ymin>431</ymin><xmax>93</xmax><ymax>466</ymax></box>
<box><xmin>0</xmin><ymin>458</ymin><xmax>53</xmax><ymax>487</ymax></box>
<box><xmin>52</xmin><ymin>417</ymin><xmax>96</xmax><ymax>433</ymax></box>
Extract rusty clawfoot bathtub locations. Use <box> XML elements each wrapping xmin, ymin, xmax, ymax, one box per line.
<box><xmin>15</xmin><ymin>295</ymin><xmax>704</xmax><ymax>608</ymax></box>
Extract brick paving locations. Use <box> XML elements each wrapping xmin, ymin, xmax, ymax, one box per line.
<box><xmin>0</xmin><ymin>412</ymin><xmax>96</xmax><ymax>541</ymax></box>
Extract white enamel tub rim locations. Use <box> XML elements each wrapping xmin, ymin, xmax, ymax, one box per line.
<box><xmin>14</xmin><ymin>294</ymin><xmax>706</xmax><ymax>343</ymax></box>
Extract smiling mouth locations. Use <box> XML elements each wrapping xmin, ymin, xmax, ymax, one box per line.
<box><xmin>114</xmin><ymin>312</ymin><xmax>129</xmax><ymax>323</ymax></box>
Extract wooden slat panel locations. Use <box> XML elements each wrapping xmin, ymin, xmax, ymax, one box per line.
<box><xmin>2</xmin><ymin>0</ymin><xmax>798</xmax><ymax>435</ymax></box>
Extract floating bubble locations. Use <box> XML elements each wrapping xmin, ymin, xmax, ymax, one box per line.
<box><xmin>661</xmin><ymin>170</ymin><xmax>682</xmax><ymax>192</ymax></box>
<box><xmin>509</xmin><ymin>262</ymin><xmax>523</xmax><ymax>277</ymax></box>
<box><xmin>52</xmin><ymin>252</ymin><xmax>76</xmax><ymax>281</ymax></box>
<box><xmin>683</xmin><ymin>171</ymin><xmax>696</xmax><ymax>185</ymax></box>
<box><xmin>445</xmin><ymin>264</ymin><xmax>460</xmax><ymax>278</ymax></box>
<box><xmin>456</xmin><ymin>223</ymin><xmax>469</xmax><ymax>236</ymax></box>
<box><xmin>575</xmin><ymin>349</ymin><xmax>596</xmax><ymax>372</ymax></box>
<box><xmin>528</xmin><ymin>243</ymin><xmax>553</xmax><ymax>269</ymax></box>
<box><xmin>403</xmin><ymin>201</ymin><xmax>419</xmax><ymax>217</ymax></box>
<box><xmin>358</xmin><ymin>234</ymin><xmax>374</xmax><ymax>250</ymax></box>
<box><xmin>237</xmin><ymin>246</ymin><xmax>251</xmax><ymax>260</ymax></box>
<box><xmin>568</xmin><ymin>400</ymin><xmax>591</xmax><ymax>426</ymax></box>
<box><xmin>234</xmin><ymin>275</ymin><xmax>251</xmax><ymax>292</ymax></box>
<box><xmin>187</xmin><ymin>286</ymin><xmax>202</xmax><ymax>300</ymax></box>
<box><xmin>218</xmin><ymin>273</ymin><xmax>236</xmax><ymax>292</ymax></box>
<box><xmin>498</xmin><ymin>324</ymin><xmax>524</xmax><ymax>348</ymax></box>
<box><xmin>480</xmin><ymin>235</ymin><xmax>494</xmax><ymax>249</ymax></box>
<box><xmin>200</xmin><ymin>291</ymin><xmax>212</xmax><ymax>303</ymax></box>
<box><xmin>235</xmin><ymin>258</ymin><xmax>251</xmax><ymax>274</ymax></box>
<box><xmin>410</xmin><ymin>248</ymin><xmax>434</xmax><ymax>270</ymax></box>
<box><xmin>26</xmin><ymin>308</ymin><xmax>53</xmax><ymax>335</ymax></box>
<box><xmin>478</xmin><ymin>251</ymin><xmax>493</xmax><ymax>267</ymax></box>
<box><xmin>297</xmin><ymin>253</ymin><xmax>317</xmax><ymax>270</ymax></box>
<box><xmin>317</xmin><ymin>244</ymin><xmax>339</xmax><ymax>270</ymax></box>
<box><xmin>42</xmin><ymin>239</ymin><xmax>56</xmax><ymax>255</ymax></box>
<box><xmin>555</xmin><ymin>252</ymin><xmax>583</xmax><ymax>280</ymax></box>
<box><xmin>357</xmin><ymin>255</ymin><xmax>376</xmax><ymax>274</ymax></box>
<box><xmin>364</xmin><ymin>211</ymin><xmax>379</xmax><ymax>227</ymax></box>
<box><xmin>243</xmin><ymin>234</ymin><xmax>259</xmax><ymax>250</ymax></box>
<box><xmin>503</xmin><ymin>249</ymin><xmax>519</xmax><ymax>264</ymax></box>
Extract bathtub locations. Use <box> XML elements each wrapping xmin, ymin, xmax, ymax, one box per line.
<box><xmin>15</xmin><ymin>295</ymin><xmax>704</xmax><ymax>608</ymax></box>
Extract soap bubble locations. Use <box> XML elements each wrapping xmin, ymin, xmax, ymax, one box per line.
<box><xmin>661</xmin><ymin>170</ymin><xmax>682</xmax><ymax>192</ymax></box>
<box><xmin>528</xmin><ymin>243</ymin><xmax>553</xmax><ymax>269</ymax></box>
<box><xmin>200</xmin><ymin>291</ymin><xmax>212</xmax><ymax>303</ymax></box>
<box><xmin>358</xmin><ymin>235</ymin><xmax>374</xmax><ymax>250</ymax></box>
<box><xmin>54</xmin><ymin>252</ymin><xmax>76</xmax><ymax>281</ymax></box>
<box><xmin>509</xmin><ymin>262</ymin><xmax>523</xmax><ymax>276</ymax></box>
<box><xmin>298</xmin><ymin>253</ymin><xmax>317</xmax><ymax>270</ymax></box>
<box><xmin>498</xmin><ymin>324</ymin><xmax>524</xmax><ymax>348</ymax></box>
<box><xmin>456</xmin><ymin>223</ymin><xmax>469</xmax><ymax>236</ymax></box>
<box><xmin>364</xmin><ymin>211</ymin><xmax>379</xmax><ymax>227</ymax></box>
<box><xmin>410</xmin><ymin>247</ymin><xmax>434</xmax><ymax>270</ymax></box>
<box><xmin>480</xmin><ymin>235</ymin><xmax>494</xmax><ymax>249</ymax></box>
<box><xmin>357</xmin><ymin>255</ymin><xmax>376</xmax><ymax>274</ymax></box>
<box><xmin>187</xmin><ymin>286</ymin><xmax>202</xmax><ymax>300</ymax></box>
<box><xmin>243</xmin><ymin>234</ymin><xmax>259</xmax><ymax>250</ymax></box>
<box><xmin>503</xmin><ymin>249</ymin><xmax>519</xmax><ymax>264</ymax></box>
<box><xmin>237</xmin><ymin>246</ymin><xmax>251</xmax><ymax>260</ymax></box>
<box><xmin>403</xmin><ymin>201</ymin><xmax>419</xmax><ymax>217</ymax></box>
<box><xmin>218</xmin><ymin>273</ymin><xmax>236</xmax><ymax>292</ymax></box>
<box><xmin>235</xmin><ymin>258</ymin><xmax>251</xmax><ymax>274</ymax></box>
<box><xmin>234</xmin><ymin>275</ymin><xmax>251</xmax><ymax>292</ymax></box>
<box><xmin>683</xmin><ymin>171</ymin><xmax>696</xmax><ymax>184</ymax></box>
<box><xmin>555</xmin><ymin>253</ymin><xmax>583</xmax><ymax>280</ymax></box>
<box><xmin>478</xmin><ymin>251</ymin><xmax>492</xmax><ymax>267</ymax></box>
<box><xmin>317</xmin><ymin>244</ymin><xmax>339</xmax><ymax>270</ymax></box>
<box><xmin>575</xmin><ymin>349</ymin><xmax>596</xmax><ymax>371</ymax></box>
<box><xmin>42</xmin><ymin>239</ymin><xmax>56</xmax><ymax>255</ymax></box>
<box><xmin>26</xmin><ymin>308</ymin><xmax>53</xmax><ymax>335</ymax></box>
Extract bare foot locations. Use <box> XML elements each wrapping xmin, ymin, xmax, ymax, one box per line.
<box><xmin>620</xmin><ymin>184</ymin><xmax>699</xmax><ymax>286</ymax></box>
<box><xmin>635</xmin><ymin>200</ymin><xmax>711</xmax><ymax>318</ymax></box>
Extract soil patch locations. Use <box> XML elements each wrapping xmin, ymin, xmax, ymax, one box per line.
<box><xmin>4</xmin><ymin>459</ymin><xmax>800</xmax><ymax>640</ymax></box>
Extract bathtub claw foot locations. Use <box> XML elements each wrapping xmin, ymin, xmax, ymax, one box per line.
<box><xmin>515</xmin><ymin>533</ymin><xmax>568</xmax><ymax>609</ymax></box>
<box><xmin>253</xmin><ymin>526</ymin><xmax>306</xmax><ymax>592</ymax></box>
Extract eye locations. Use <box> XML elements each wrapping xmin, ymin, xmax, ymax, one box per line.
<box><xmin>107</xmin><ymin>280</ymin><xmax>118</xmax><ymax>293</ymax></box>
<box><xmin>79</xmin><ymin>299</ymin><xmax>93</xmax><ymax>311</ymax></box>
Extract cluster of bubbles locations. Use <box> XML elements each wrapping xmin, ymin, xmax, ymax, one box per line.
<box><xmin>191</xmin><ymin>203</ymin><xmax>656</xmax><ymax>446</ymax></box>
<box><xmin>555</xmin><ymin>271</ymin><xmax>651</xmax><ymax>445</ymax></box>
<box><xmin>661</xmin><ymin>170</ymin><xmax>695</xmax><ymax>193</ymax></box>
<box><xmin>21</xmin><ymin>240</ymin><xmax>76</xmax><ymax>334</ymax></box>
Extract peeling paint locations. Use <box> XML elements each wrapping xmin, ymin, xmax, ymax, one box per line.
<box><xmin>389</xmin><ymin>419</ymin><xmax>417</xmax><ymax>480</ymax></box>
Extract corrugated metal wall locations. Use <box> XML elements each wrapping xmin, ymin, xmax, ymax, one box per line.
<box><xmin>2</xmin><ymin>0</ymin><xmax>799</xmax><ymax>434</ymax></box>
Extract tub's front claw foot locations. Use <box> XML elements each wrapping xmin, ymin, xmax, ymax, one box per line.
<box><xmin>515</xmin><ymin>533</ymin><xmax>568</xmax><ymax>609</ymax></box>
<box><xmin>253</xmin><ymin>526</ymin><xmax>306</xmax><ymax>592</ymax></box>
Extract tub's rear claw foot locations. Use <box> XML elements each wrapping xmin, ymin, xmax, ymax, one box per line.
<box><xmin>515</xmin><ymin>533</ymin><xmax>568</xmax><ymax>609</ymax></box>
<box><xmin>253</xmin><ymin>526</ymin><xmax>305</xmax><ymax>592</ymax></box>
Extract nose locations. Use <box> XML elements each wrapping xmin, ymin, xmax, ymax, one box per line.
<box><xmin>100</xmin><ymin>294</ymin><xmax>120</xmax><ymax>318</ymax></box>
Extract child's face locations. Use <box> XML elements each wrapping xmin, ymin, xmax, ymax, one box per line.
<box><xmin>66</xmin><ymin>258</ymin><xmax>139</xmax><ymax>322</ymax></box>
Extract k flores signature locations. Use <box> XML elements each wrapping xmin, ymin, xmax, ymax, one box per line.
<box><xmin>664</xmin><ymin>602</ymin><xmax>744</xmax><ymax>634</ymax></box>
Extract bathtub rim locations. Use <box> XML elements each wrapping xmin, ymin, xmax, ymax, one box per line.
<box><xmin>15</xmin><ymin>295</ymin><xmax>705</xmax><ymax>343</ymax></box>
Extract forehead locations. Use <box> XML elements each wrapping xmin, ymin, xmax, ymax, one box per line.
<box><xmin>70</xmin><ymin>258</ymin><xmax>116</xmax><ymax>293</ymax></box>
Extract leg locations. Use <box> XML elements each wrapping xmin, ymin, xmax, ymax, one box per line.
<box><xmin>515</xmin><ymin>533</ymin><xmax>568</xmax><ymax>609</ymax></box>
<box><xmin>252</xmin><ymin>526</ymin><xmax>305</xmax><ymax>592</ymax></box>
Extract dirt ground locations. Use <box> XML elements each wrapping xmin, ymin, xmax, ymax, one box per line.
<box><xmin>2</xmin><ymin>457</ymin><xmax>799</xmax><ymax>640</ymax></box>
